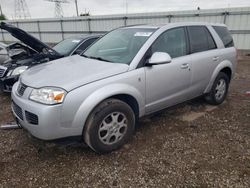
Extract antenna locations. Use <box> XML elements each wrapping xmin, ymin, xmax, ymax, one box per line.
<box><xmin>14</xmin><ymin>0</ymin><xmax>31</xmax><ymax>19</ymax></box>
<box><xmin>45</xmin><ymin>0</ymin><xmax>69</xmax><ymax>18</ymax></box>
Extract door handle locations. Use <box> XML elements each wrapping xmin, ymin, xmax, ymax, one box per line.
<box><xmin>181</xmin><ymin>63</ymin><xmax>189</xmax><ymax>69</ymax></box>
<box><xmin>213</xmin><ymin>56</ymin><xmax>219</xmax><ymax>61</ymax></box>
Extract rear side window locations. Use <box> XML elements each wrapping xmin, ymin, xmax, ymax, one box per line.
<box><xmin>188</xmin><ymin>26</ymin><xmax>217</xmax><ymax>53</ymax></box>
<box><xmin>213</xmin><ymin>26</ymin><xmax>234</xmax><ymax>48</ymax></box>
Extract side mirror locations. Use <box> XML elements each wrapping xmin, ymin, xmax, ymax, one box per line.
<box><xmin>148</xmin><ymin>52</ymin><xmax>172</xmax><ymax>65</ymax></box>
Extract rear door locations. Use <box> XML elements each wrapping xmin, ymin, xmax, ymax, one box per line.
<box><xmin>187</xmin><ymin>26</ymin><xmax>220</xmax><ymax>96</ymax></box>
<box><xmin>145</xmin><ymin>27</ymin><xmax>192</xmax><ymax>114</ymax></box>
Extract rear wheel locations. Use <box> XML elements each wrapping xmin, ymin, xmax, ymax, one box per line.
<box><xmin>205</xmin><ymin>72</ymin><xmax>229</xmax><ymax>105</ymax></box>
<box><xmin>84</xmin><ymin>99</ymin><xmax>135</xmax><ymax>153</ymax></box>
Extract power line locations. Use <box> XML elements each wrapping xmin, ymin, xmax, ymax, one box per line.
<box><xmin>44</xmin><ymin>0</ymin><xmax>69</xmax><ymax>18</ymax></box>
<box><xmin>14</xmin><ymin>0</ymin><xmax>31</xmax><ymax>19</ymax></box>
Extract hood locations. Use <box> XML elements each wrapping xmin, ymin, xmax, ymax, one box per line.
<box><xmin>0</xmin><ymin>22</ymin><xmax>61</xmax><ymax>57</ymax></box>
<box><xmin>21</xmin><ymin>55</ymin><xmax>129</xmax><ymax>91</ymax></box>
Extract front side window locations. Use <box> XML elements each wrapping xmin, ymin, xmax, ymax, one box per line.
<box><xmin>188</xmin><ymin>26</ymin><xmax>217</xmax><ymax>53</ymax></box>
<box><xmin>151</xmin><ymin>27</ymin><xmax>187</xmax><ymax>58</ymax></box>
<box><xmin>83</xmin><ymin>28</ymin><xmax>156</xmax><ymax>64</ymax></box>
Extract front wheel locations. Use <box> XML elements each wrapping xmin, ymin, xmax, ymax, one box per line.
<box><xmin>84</xmin><ymin>99</ymin><xmax>135</xmax><ymax>153</ymax></box>
<box><xmin>205</xmin><ymin>72</ymin><xmax>229</xmax><ymax>105</ymax></box>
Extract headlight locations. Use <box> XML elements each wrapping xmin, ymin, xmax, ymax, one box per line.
<box><xmin>29</xmin><ymin>87</ymin><xmax>67</xmax><ymax>105</ymax></box>
<box><xmin>11</xmin><ymin>66</ymin><xmax>28</xmax><ymax>76</ymax></box>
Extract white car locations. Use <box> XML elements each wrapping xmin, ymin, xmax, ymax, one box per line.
<box><xmin>12</xmin><ymin>22</ymin><xmax>237</xmax><ymax>153</ymax></box>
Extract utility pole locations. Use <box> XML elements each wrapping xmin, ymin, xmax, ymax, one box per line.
<box><xmin>0</xmin><ymin>4</ymin><xmax>3</xmax><ymax>15</ymax></box>
<box><xmin>75</xmin><ymin>0</ymin><xmax>79</xmax><ymax>16</ymax></box>
<box><xmin>125</xmin><ymin>0</ymin><xmax>128</xmax><ymax>15</ymax></box>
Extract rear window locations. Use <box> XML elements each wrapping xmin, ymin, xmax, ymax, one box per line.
<box><xmin>187</xmin><ymin>26</ymin><xmax>217</xmax><ymax>54</ymax></box>
<box><xmin>213</xmin><ymin>26</ymin><xmax>234</xmax><ymax>48</ymax></box>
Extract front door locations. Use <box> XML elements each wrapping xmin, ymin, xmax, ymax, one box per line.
<box><xmin>145</xmin><ymin>27</ymin><xmax>192</xmax><ymax>114</ymax></box>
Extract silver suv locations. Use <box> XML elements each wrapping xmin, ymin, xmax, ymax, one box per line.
<box><xmin>11</xmin><ymin>22</ymin><xmax>237</xmax><ymax>153</ymax></box>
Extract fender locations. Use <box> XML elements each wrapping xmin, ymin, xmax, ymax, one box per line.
<box><xmin>204</xmin><ymin>60</ymin><xmax>233</xmax><ymax>93</ymax></box>
<box><xmin>71</xmin><ymin>83</ymin><xmax>145</xmax><ymax>131</ymax></box>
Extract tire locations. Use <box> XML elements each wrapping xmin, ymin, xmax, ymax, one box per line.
<box><xmin>205</xmin><ymin>72</ymin><xmax>229</xmax><ymax>105</ymax></box>
<box><xmin>84</xmin><ymin>98</ymin><xmax>135</xmax><ymax>154</ymax></box>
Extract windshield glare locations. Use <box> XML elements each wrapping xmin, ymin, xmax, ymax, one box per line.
<box><xmin>83</xmin><ymin>28</ymin><xmax>156</xmax><ymax>64</ymax></box>
<box><xmin>53</xmin><ymin>38</ymin><xmax>81</xmax><ymax>56</ymax></box>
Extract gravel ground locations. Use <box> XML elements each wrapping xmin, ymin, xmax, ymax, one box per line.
<box><xmin>0</xmin><ymin>59</ymin><xmax>250</xmax><ymax>187</ymax></box>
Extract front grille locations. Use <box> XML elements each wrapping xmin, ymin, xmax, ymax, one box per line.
<box><xmin>12</xmin><ymin>101</ymin><xmax>23</xmax><ymax>120</ymax></box>
<box><xmin>0</xmin><ymin>66</ymin><xmax>7</xmax><ymax>78</ymax></box>
<box><xmin>25</xmin><ymin>111</ymin><xmax>39</xmax><ymax>125</ymax></box>
<box><xmin>17</xmin><ymin>83</ymin><xmax>27</xmax><ymax>96</ymax></box>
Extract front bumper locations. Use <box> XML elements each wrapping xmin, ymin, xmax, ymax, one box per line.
<box><xmin>11</xmin><ymin>82</ymin><xmax>79</xmax><ymax>140</ymax></box>
<box><xmin>0</xmin><ymin>75</ymin><xmax>19</xmax><ymax>92</ymax></box>
<box><xmin>0</xmin><ymin>79</ymin><xmax>4</xmax><ymax>92</ymax></box>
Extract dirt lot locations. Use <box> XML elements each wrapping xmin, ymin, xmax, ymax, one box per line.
<box><xmin>0</xmin><ymin>60</ymin><xmax>250</xmax><ymax>188</ymax></box>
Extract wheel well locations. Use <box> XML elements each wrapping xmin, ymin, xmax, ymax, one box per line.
<box><xmin>220</xmin><ymin>67</ymin><xmax>232</xmax><ymax>81</ymax></box>
<box><xmin>108</xmin><ymin>94</ymin><xmax>139</xmax><ymax>120</ymax></box>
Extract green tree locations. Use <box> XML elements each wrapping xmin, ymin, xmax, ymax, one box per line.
<box><xmin>0</xmin><ymin>14</ymin><xmax>6</xmax><ymax>20</ymax></box>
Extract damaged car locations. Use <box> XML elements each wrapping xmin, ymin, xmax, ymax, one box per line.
<box><xmin>0</xmin><ymin>22</ymin><xmax>101</xmax><ymax>92</ymax></box>
<box><xmin>0</xmin><ymin>41</ymin><xmax>10</xmax><ymax>64</ymax></box>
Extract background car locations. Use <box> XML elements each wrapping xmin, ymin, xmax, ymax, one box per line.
<box><xmin>0</xmin><ymin>41</ymin><xmax>10</xmax><ymax>64</ymax></box>
<box><xmin>0</xmin><ymin>22</ymin><xmax>101</xmax><ymax>92</ymax></box>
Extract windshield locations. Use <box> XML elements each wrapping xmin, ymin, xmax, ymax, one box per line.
<box><xmin>53</xmin><ymin>38</ymin><xmax>82</xmax><ymax>56</ymax></box>
<box><xmin>83</xmin><ymin>28</ymin><xmax>156</xmax><ymax>64</ymax></box>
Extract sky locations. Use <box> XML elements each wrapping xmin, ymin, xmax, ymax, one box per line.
<box><xmin>0</xmin><ymin>0</ymin><xmax>250</xmax><ymax>19</ymax></box>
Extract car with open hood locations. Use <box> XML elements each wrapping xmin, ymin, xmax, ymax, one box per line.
<box><xmin>11</xmin><ymin>23</ymin><xmax>236</xmax><ymax>153</ymax></box>
<box><xmin>0</xmin><ymin>22</ymin><xmax>101</xmax><ymax>92</ymax></box>
<box><xmin>0</xmin><ymin>42</ymin><xmax>10</xmax><ymax>64</ymax></box>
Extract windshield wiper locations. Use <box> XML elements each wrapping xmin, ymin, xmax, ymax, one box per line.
<box><xmin>81</xmin><ymin>54</ymin><xmax>89</xmax><ymax>58</ymax></box>
<box><xmin>82</xmin><ymin>54</ymin><xmax>112</xmax><ymax>63</ymax></box>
